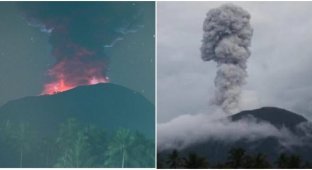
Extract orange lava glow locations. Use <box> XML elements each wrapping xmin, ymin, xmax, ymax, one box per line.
<box><xmin>41</xmin><ymin>56</ymin><xmax>109</xmax><ymax>95</ymax></box>
<box><xmin>42</xmin><ymin>75</ymin><xmax>108</xmax><ymax>95</ymax></box>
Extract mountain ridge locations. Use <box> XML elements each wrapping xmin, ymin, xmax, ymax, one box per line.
<box><xmin>230</xmin><ymin>106</ymin><xmax>308</xmax><ymax>131</ymax></box>
<box><xmin>0</xmin><ymin>83</ymin><xmax>155</xmax><ymax>138</ymax></box>
<box><xmin>158</xmin><ymin>106</ymin><xmax>312</xmax><ymax>164</ymax></box>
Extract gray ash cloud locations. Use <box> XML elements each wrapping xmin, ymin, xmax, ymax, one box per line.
<box><xmin>201</xmin><ymin>4</ymin><xmax>253</xmax><ymax>113</ymax></box>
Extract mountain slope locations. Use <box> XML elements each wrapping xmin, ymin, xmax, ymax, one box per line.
<box><xmin>0</xmin><ymin>83</ymin><xmax>155</xmax><ymax>138</ymax></box>
<box><xmin>158</xmin><ymin>107</ymin><xmax>312</xmax><ymax>166</ymax></box>
<box><xmin>230</xmin><ymin>107</ymin><xmax>307</xmax><ymax>131</ymax></box>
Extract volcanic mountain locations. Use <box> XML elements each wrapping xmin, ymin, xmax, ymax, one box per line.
<box><xmin>158</xmin><ymin>107</ymin><xmax>312</xmax><ymax>166</ymax></box>
<box><xmin>0</xmin><ymin>83</ymin><xmax>155</xmax><ymax>138</ymax></box>
<box><xmin>230</xmin><ymin>107</ymin><xmax>307</xmax><ymax>132</ymax></box>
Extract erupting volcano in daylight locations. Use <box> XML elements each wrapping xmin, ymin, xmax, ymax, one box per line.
<box><xmin>201</xmin><ymin>4</ymin><xmax>253</xmax><ymax>113</ymax></box>
<box><xmin>18</xmin><ymin>2</ymin><xmax>141</xmax><ymax>95</ymax></box>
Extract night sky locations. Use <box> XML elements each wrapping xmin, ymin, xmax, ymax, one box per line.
<box><xmin>0</xmin><ymin>2</ymin><xmax>155</xmax><ymax>106</ymax></box>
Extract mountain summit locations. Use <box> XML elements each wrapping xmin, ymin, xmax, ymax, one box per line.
<box><xmin>0</xmin><ymin>83</ymin><xmax>155</xmax><ymax>138</ymax></box>
<box><xmin>230</xmin><ymin>107</ymin><xmax>308</xmax><ymax>131</ymax></box>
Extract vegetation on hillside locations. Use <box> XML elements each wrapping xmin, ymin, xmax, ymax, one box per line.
<box><xmin>0</xmin><ymin>119</ymin><xmax>155</xmax><ymax>168</ymax></box>
<box><xmin>158</xmin><ymin>148</ymin><xmax>312</xmax><ymax>169</ymax></box>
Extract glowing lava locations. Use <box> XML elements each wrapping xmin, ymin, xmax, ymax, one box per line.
<box><xmin>42</xmin><ymin>75</ymin><xmax>108</xmax><ymax>95</ymax></box>
<box><xmin>42</xmin><ymin>77</ymin><xmax>74</xmax><ymax>95</ymax></box>
<box><xmin>41</xmin><ymin>59</ymin><xmax>109</xmax><ymax>95</ymax></box>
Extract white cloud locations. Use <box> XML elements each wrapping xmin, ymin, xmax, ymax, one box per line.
<box><xmin>157</xmin><ymin>110</ymin><xmax>299</xmax><ymax>151</ymax></box>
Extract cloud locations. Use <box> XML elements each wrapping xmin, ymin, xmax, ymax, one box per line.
<box><xmin>157</xmin><ymin>110</ymin><xmax>302</xmax><ymax>151</ymax></box>
<box><xmin>157</xmin><ymin>2</ymin><xmax>312</xmax><ymax>123</ymax></box>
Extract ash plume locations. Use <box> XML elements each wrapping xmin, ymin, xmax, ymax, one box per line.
<box><xmin>17</xmin><ymin>2</ymin><xmax>142</xmax><ymax>94</ymax></box>
<box><xmin>200</xmin><ymin>4</ymin><xmax>253</xmax><ymax>113</ymax></box>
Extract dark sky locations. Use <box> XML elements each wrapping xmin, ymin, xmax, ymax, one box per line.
<box><xmin>0</xmin><ymin>2</ymin><xmax>155</xmax><ymax>106</ymax></box>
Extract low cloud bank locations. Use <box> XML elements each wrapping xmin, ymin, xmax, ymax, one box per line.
<box><xmin>158</xmin><ymin>109</ymin><xmax>307</xmax><ymax>151</ymax></box>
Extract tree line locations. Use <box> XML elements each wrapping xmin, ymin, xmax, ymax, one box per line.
<box><xmin>158</xmin><ymin>148</ymin><xmax>312</xmax><ymax>169</ymax></box>
<box><xmin>0</xmin><ymin>119</ymin><xmax>155</xmax><ymax>168</ymax></box>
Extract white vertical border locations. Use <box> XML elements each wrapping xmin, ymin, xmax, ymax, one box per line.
<box><xmin>154</xmin><ymin>0</ymin><xmax>158</xmax><ymax>168</ymax></box>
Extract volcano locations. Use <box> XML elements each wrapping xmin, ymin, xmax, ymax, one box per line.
<box><xmin>158</xmin><ymin>107</ymin><xmax>312</xmax><ymax>168</ymax></box>
<box><xmin>230</xmin><ymin>107</ymin><xmax>307</xmax><ymax>131</ymax></box>
<box><xmin>0</xmin><ymin>83</ymin><xmax>155</xmax><ymax>167</ymax></box>
<box><xmin>0</xmin><ymin>83</ymin><xmax>155</xmax><ymax>138</ymax></box>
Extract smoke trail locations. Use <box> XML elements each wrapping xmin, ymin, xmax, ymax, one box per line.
<box><xmin>201</xmin><ymin>4</ymin><xmax>253</xmax><ymax>113</ymax></box>
<box><xmin>18</xmin><ymin>2</ymin><xmax>142</xmax><ymax>94</ymax></box>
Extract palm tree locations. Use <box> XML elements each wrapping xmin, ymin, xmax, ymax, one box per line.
<box><xmin>245</xmin><ymin>153</ymin><xmax>271</xmax><ymax>168</ymax></box>
<box><xmin>166</xmin><ymin>149</ymin><xmax>182</xmax><ymax>168</ymax></box>
<box><xmin>225</xmin><ymin>148</ymin><xmax>247</xmax><ymax>168</ymax></box>
<box><xmin>128</xmin><ymin>132</ymin><xmax>155</xmax><ymax>167</ymax></box>
<box><xmin>183</xmin><ymin>153</ymin><xmax>209</xmax><ymax>169</ymax></box>
<box><xmin>10</xmin><ymin>123</ymin><xmax>33</xmax><ymax>168</ymax></box>
<box><xmin>276</xmin><ymin>153</ymin><xmax>303</xmax><ymax>168</ymax></box>
<box><xmin>38</xmin><ymin>137</ymin><xmax>58</xmax><ymax>167</ymax></box>
<box><xmin>84</xmin><ymin>126</ymin><xmax>108</xmax><ymax>167</ymax></box>
<box><xmin>276</xmin><ymin>153</ymin><xmax>288</xmax><ymax>168</ymax></box>
<box><xmin>105</xmin><ymin>128</ymin><xmax>135</xmax><ymax>168</ymax></box>
<box><xmin>253</xmin><ymin>153</ymin><xmax>270</xmax><ymax>168</ymax></box>
<box><xmin>105</xmin><ymin>129</ymin><xmax>155</xmax><ymax>168</ymax></box>
<box><xmin>54</xmin><ymin>119</ymin><xmax>93</xmax><ymax>168</ymax></box>
<box><xmin>0</xmin><ymin>121</ymin><xmax>36</xmax><ymax>167</ymax></box>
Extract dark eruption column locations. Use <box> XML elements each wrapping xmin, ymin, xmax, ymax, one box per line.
<box><xmin>18</xmin><ymin>2</ymin><xmax>141</xmax><ymax>94</ymax></box>
<box><xmin>201</xmin><ymin>4</ymin><xmax>253</xmax><ymax>113</ymax></box>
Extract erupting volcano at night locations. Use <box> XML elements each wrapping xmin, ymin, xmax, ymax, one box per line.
<box><xmin>42</xmin><ymin>70</ymin><xmax>109</xmax><ymax>95</ymax></box>
<box><xmin>41</xmin><ymin>43</ymin><xmax>110</xmax><ymax>95</ymax></box>
<box><xmin>0</xmin><ymin>1</ymin><xmax>155</xmax><ymax>168</ymax></box>
<box><xmin>18</xmin><ymin>2</ymin><xmax>141</xmax><ymax>95</ymax></box>
<box><xmin>41</xmin><ymin>53</ymin><xmax>109</xmax><ymax>95</ymax></box>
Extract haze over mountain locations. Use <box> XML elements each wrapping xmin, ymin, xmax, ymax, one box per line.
<box><xmin>158</xmin><ymin>107</ymin><xmax>312</xmax><ymax>164</ymax></box>
<box><xmin>231</xmin><ymin>107</ymin><xmax>308</xmax><ymax>132</ymax></box>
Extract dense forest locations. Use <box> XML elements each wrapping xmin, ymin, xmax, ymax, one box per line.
<box><xmin>158</xmin><ymin>148</ymin><xmax>312</xmax><ymax>169</ymax></box>
<box><xmin>0</xmin><ymin>119</ymin><xmax>155</xmax><ymax>168</ymax></box>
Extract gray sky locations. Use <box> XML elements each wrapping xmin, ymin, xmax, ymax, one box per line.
<box><xmin>157</xmin><ymin>2</ymin><xmax>312</xmax><ymax>123</ymax></box>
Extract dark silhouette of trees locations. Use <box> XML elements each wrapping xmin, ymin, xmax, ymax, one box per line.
<box><xmin>245</xmin><ymin>153</ymin><xmax>271</xmax><ymax>168</ymax></box>
<box><xmin>225</xmin><ymin>148</ymin><xmax>247</xmax><ymax>168</ymax></box>
<box><xmin>157</xmin><ymin>153</ymin><xmax>164</xmax><ymax>169</ymax></box>
<box><xmin>276</xmin><ymin>153</ymin><xmax>288</xmax><ymax>168</ymax></box>
<box><xmin>276</xmin><ymin>153</ymin><xmax>303</xmax><ymax>168</ymax></box>
<box><xmin>166</xmin><ymin>149</ymin><xmax>183</xmax><ymax>168</ymax></box>
<box><xmin>157</xmin><ymin>147</ymin><xmax>312</xmax><ymax>169</ymax></box>
<box><xmin>0</xmin><ymin>119</ymin><xmax>154</xmax><ymax>168</ymax></box>
<box><xmin>183</xmin><ymin>153</ymin><xmax>209</xmax><ymax>169</ymax></box>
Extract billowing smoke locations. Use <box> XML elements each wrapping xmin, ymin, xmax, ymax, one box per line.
<box><xmin>201</xmin><ymin>4</ymin><xmax>253</xmax><ymax>113</ymax></box>
<box><xmin>18</xmin><ymin>2</ymin><xmax>142</xmax><ymax>94</ymax></box>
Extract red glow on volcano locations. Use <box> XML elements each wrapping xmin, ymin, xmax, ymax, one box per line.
<box><xmin>42</xmin><ymin>74</ymin><xmax>109</xmax><ymax>95</ymax></box>
<box><xmin>42</xmin><ymin>75</ymin><xmax>108</xmax><ymax>95</ymax></box>
<box><xmin>42</xmin><ymin>77</ymin><xmax>74</xmax><ymax>95</ymax></box>
<box><xmin>41</xmin><ymin>59</ymin><xmax>109</xmax><ymax>95</ymax></box>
